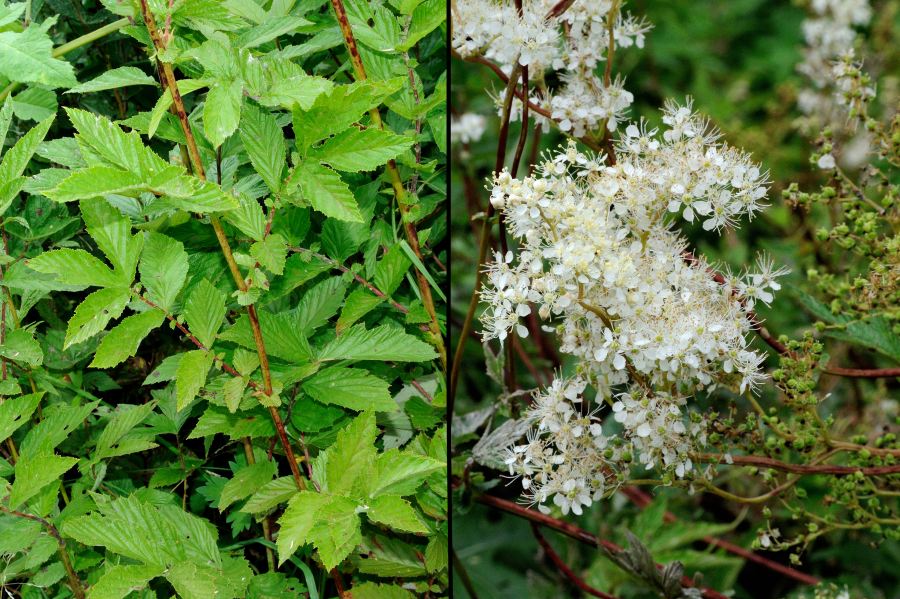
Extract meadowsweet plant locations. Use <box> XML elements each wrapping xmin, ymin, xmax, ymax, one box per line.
<box><xmin>482</xmin><ymin>102</ymin><xmax>786</xmax><ymax>514</ymax></box>
<box><xmin>453</xmin><ymin>0</ymin><xmax>900</xmax><ymax>596</ymax></box>
<box><xmin>0</xmin><ymin>1</ymin><xmax>447</xmax><ymax>597</ymax></box>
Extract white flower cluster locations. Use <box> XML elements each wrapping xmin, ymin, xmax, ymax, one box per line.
<box><xmin>450</xmin><ymin>112</ymin><xmax>488</xmax><ymax>145</ymax></box>
<box><xmin>451</xmin><ymin>0</ymin><xmax>650</xmax><ymax>138</ymax></box>
<box><xmin>797</xmin><ymin>0</ymin><xmax>872</xmax><ymax>127</ymax></box>
<box><xmin>487</xmin><ymin>103</ymin><xmax>787</xmax><ymax>513</ymax></box>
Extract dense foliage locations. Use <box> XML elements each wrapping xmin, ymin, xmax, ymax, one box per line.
<box><xmin>450</xmin><ymin>1</ymin><xmax>900</xmax><ymax>598</ymax></box>
<box><xmin>0</xmin><ymin>1</ymin><xmax>447</xmax><ymax>598</ymax></box>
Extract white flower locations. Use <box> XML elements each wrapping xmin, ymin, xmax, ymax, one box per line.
<box><xmin>451</xmin><ymin>113</ymin><xmax>487</xmax><ymax>145</ymax></box>
<box><xmin>817</xmin><ymin>153</ymin><xmax>836</xmax><ymax>169</ymax></box>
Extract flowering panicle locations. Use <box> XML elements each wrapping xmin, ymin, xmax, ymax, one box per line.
<box><xmin>451</xmin><ymin>0</ymin><xmax>650</xmax><ymax>139</ymax></box>
<box><xmin>484</xmin><ymin>103</ymin><xmax>787</xmax><ymax>513</ymax></box>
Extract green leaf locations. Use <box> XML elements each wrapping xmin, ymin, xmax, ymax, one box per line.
<box><xmin>62</xmin><ymin>494</ymin><xmax>220</xmax><ymax>566</ymax></box>
<box><xmin>352</xmin><ymin>582</ymin><xmax>415</xmax><ymax>599</ymax></box>
<box><xmin>310</xmin><ymin>127</ymin><xmax>412</xmax><ymax>172</ymax></box>
<box><xmin>0</xmin><ymin>328</ymin><xmax>43</xmax><ymax>366</ymax></box>
<box><xmin>0</xmin><ymin>24</ymin><xmax>77</xmax><ymax>88</ymax></box>
<box><xmin>95</xmin><ymin>402</ymin><xmax>158</xmax><ymax>460</ymax></box>
<box><xmin>219</xmin><ymin>460</ymin><xmax>277</xmax><ymax>511</ymax></box>
<box><xmin>366</xmin><ymin>495</ymin><xmax>428</xmax><ymax>533</ymax></box>
<box><xmin>241</xmin><ymin>476</ymin><xmax>298</xmax><ymax>514</ymax></box>
<box><xmin>9</xmin><ymin>451</ymin><xmax>78</xmax><ymax>509</ymax></box>
<box><xmin>89</xmin><ymin>564</ymin><xmax>165</xmax><ymax>599</ymax></box>
<box><xmin>28</xmin><ymin>249</ymin><xmax>122</xmax><ymax>289</ymax></box>
<box><xmin>90</xmin><ymin>309</ymin><xmax>165</xmax><ymax>368</ymax></box>
<box><xmin>337</xmin><ymin>289</ymin><xmax>383</xmax><ymax>333</ymax></box>
<box><xmin>352</xmin><ymin>535</ymin><xmax>427</xmax><ymax>577</ymax></box>
<box><xmin>81</xmin><ymin>197</ymin><xmax>143</xmax><ymax>285</ymax></box>
<box><xmin>139</xmin><ymin>232</ymin><xmax>189</xmax><ymax>312</ymax></box>
<box><xmin>219</xmin><ymin>309</ymin><xmax>312</xmax><ymax>364</ymax></box>
<box><xmin>256</xmin><ymin>61</ymin><xmax>333</xmax><ymax>111</ymax></box>
<box><xmin>368</xmin><ymin>448</ymin><xmax>443</xmax><ymax>497</ymax></box>
<box><xmin>66</xmin><ymin>108</ymin><xmax>169</xmax><ymax>177</ymax></box>
<box><xmin>240</xmin><ymin>103</ymin><xmax>286</xmax><ymax>193</ymax></box>
<box><xmin>250</xmin><ymin>233</ymin><xmax>287</xmax><ymax>275</ymax></box>
<box><xmin>374</xmin><ymin>245</ymin><xmax>411</xmax><ymax>296</ymax></box>
<box><xmin>188</xmin><ymin>406</ymin><xmax>275</xmax><ymax>440</ymax></box>
<box><xmin>321</xmin><ymin>412</ymin><xmax>377</xmax><ymax>495</ymax></box>
<box><xmin>165</xmin><ymin>561</ymin><xmax>220</xmax><ymax>599</ymax></box>
<box><xmin>236</xmin><ymin>16</ymin><xmax>313</xmax><ymax>48</ymax></box>
<box><xmin>222</xmin><ymin>376</ymin><xmax>247</xmax><ymax>413</ymax></box>
<box><xmin>183</xmin><ymin>278</ymin><xmax>227</xmax><ymax>348</ymax></box>
<box><xmin>45</xmin><ymin>166</ymin><xmax>146</xmax><ymax>202</ymax></box>
<box><xmin>0</xmin><ymin>114</ymin><xmax>54</xmax><ymax>214</ymax></box>
<box><xmin>64</xmin><ymin>287</ymin><xmax>131</xmax><ymax>349</ymax></box>
<box><xmin>204</xmin><ymin>78</ymin><xmax>243</xmax><ymax>148</ymax></box>
<box><xmin>317</xmin><ymin>324</ymin><xmax>437</xmax><ymax>362</ymax></box>
<box><xmin>225</xmin><ymin>193</ymin><xmax>268</xmax><ymax>241</ymax></box>
<box><xmin>276</xmin><ymin>491</ymin><xmax>361</xmax><ymax>569</ymax></box>
<box><xmin>292</xmin><ymin>78</ymin><xmax>406</xmax><ymax>149</ymax></box>
<box><xmin>67</xmin><ymin>66</ymin><xmax>158</xmax><ymax>94</ymax></box>
<box><xmin>399</xmin><ymin>0</ymin><xmax>444</xmax><ymax>50</ymax></box>
<box><xmin>11</xmin><ymin>87</ymin><xmax>57</xmax><ymax>122</ymax></box>
<box><xmin>425</xmin><ymin>534</ymin><xmax>448</xmax><ymax>573</ymax></box>
<box><xmin>0</xmin><ymin>392</ymin><xmax>42</xmax><ymax>441</ymax></box>
<box><xmin>297</xmin><ymin>277</ymin><xmax>347</xmax><ymax>333</ymax></box>
<box><xmin>303</xmin><ymin>366</ymin><xmax>396</xmax><ymax>412</ymax></box>
<box><xmin>176</xmin><ymin>349</ymin><xmax>215</xmax><ymax>411</ymax></box>
<box><xmin>147</xmin><ymin>78</ymin><xmax>208</xmax><ymax>139</ymax></box>
<box><xmin>293</xmin><ymin>162</ymin><xmax>363</xmax><ymax>222</ymax></box>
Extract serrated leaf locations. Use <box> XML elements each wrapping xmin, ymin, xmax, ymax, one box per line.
<box><xmin>183</xmin><ymin>278</ymin><xmax>227</xmax><ymax>349</ymax></box>
<box><xmin>90</xmin><ymin>309</ymin><xmax>165</xmax><ymax>368</ymax></box>
<box><xmin>337</xmin><ymin>288</ymin><xmax>383</xmax><ymax>333</ymax></box>
<box><xmin>366</xmin><ymin>495</ymin><xmax>428</xmax><ymax>533</ymax></box>
<box><xmin>0</xmin><ymin>392</ymin><xmax>42</xmax><ymax>441</ymax></box>
<box><xmin>241</xmin><ymin>476</ymin><xmax>297</xmax><ymax>513</ymax></box>
<box><xmin>139</xmin><ymin>232</ymin><xmax>189</xmax><ymax>312</ymax></box>
<box><xmin>425</xmin><ymin>534</ymin><xmax>447</xmax><ymax>573</ymax></box>
<box><xmin>369</xmin><ymin>448</ymin><xmax>443</xmax><ymax>497</ymax></box>
<box><xmin>96</xmin><ymin>402</ymin><xmax>157</xmax><ymax>460</ymax></box>
<box><xmin>62</xmin><ymin>495</ymin><xmax>220</xmax><ymax>566</ymax></box>
<box><xmin>293</xmin><ymin>162</ymin><xmax>363</xmax><ymax>222</ymax></box>
<box><xmin>250</xmin><ymin>233</ymin><xmax>287</xmax><ymax>275</ymax></box>
<box><xmin>374</xmin><ymin>245</ymin><xmax>411</xmax><ymax>296</ymax></box>
<box><xmin>0</xmin><ymin>25</ymin><xmax>77</xmax><ymax>88</ymax></box>
<box><xmin>317</xmin><ymin>324</ymin><xmax>436</xmax><ymax>362</ymax></box>
<box><xmin>276</xmin><ymin>491</ymin><xmax>360</xmax><ymax>569</ymax></box>
<box><xmin>352</xmin><ymin>535</ymin><xmax>427</xmax><ymax>578</ymax></box>
<box><xmin>176</xmin><ymin>349</ymin><xmax>215</xmax><ymax>411</ymax></box>
<box><xmin>0</xmin><ymin>114</ymin><xmax>54</xmax><ymax>214</ymax></box>
<box><xmin>28</xmin><ymin>249</ymin><xmax>121</xmax><ymax>289</ymax></box>
<box><xmin>9</xmin><ymin>451</ymin><xmax>78</xmax><ymax>509</ymax></box>
<box><xmin>219</xmin><ymin>309</ymin><xmax>312</xmax><ymax>364</ymax></box>
<box><xmin>297</xmin><ymin>276</ymin><xmax>347</xmax><ymax>333</ymax></box>
<box><xmin>222</xmin><ymin>376</ymin><xmax>247</xmax><ymax>413</ymax></box>
<box><xmin>45</xmin><ymin>166</ymin><xmax>145</xmax><ymax>202</ymax></box>
<box><xmin>165</xmin><ymin>561</ymin><xmax>220</xmax><ymax>599</ymax></box>
<box><xmin>240</xmin><ymin>103</ymin><xmax>285</xmax><ymax>193</ymax></box>
<box><xmin>204</xmin><ymin>78</ymin><xmax>243</xmax><ymax>148</ymax></box>
<box><xmin>224</xmin><ymin>193</ymin><xmax>268</xmax><ymax>241</ymax></box>
<box><xmin>188</xmin><ymin>406</ymin><xmax>275</xmax><ymax>440</ymax></box>
<box><xmin>303</xmin><ymin>366</ymin><xmax>396</xmax><ymax>412</ymax></box>
<box><xmin>0</xmin><ymin>328</ymin><xmax>43</xmax><ymax>366</ymax></box>
<box><xmin>81</xmin><ymin>197</ymin><xmax>143</xmax><ymax>285</ymax></box>
<box><xmin>352</xmin><ymin>582</ymin><xmax>415</xmax><ymax>599</ymax></box>
<box><xmin>11</xmin><ymin>87</ymin><xmax>57</xmax><ymax>122</ymax></box>
<box><xmin>89</xmin><ymin>564</ymin><xmax>165</xmax><ymax>599</ymax></box>
<box><xmin>219</xmin><ymin>460</ymin><xmax>277</xmax><ymax>511</ymax></box>
<box><xmin>321</xmin><ymin>412</ymin><xmax>377</xmax><ymax>495</ymax></box>
<box><xmin>399</xmin><ymin>0</ymin><xmax>444</xmax><ymax>50</ymax></box>
<box><xmin>67</xmin><ymin>66</ymin><xmax>158</xmax><ymax>94</ymax></box>
<box><xmin>311</xmin><ymin>127</ymin><xmax>412</xmax><ymax>172</ymax></box>
<box><xmin>292</xmin><ymin>78</ymin><xmax>406</xmax><ymax>149</ymax></box>
<box><xmin>66</xmin><ymin>108</ymin><xmax>169</xmax><ymax>177</ymax></box>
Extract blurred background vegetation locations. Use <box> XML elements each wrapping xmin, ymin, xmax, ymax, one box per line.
<box><xmin>450</xmin><ymin>0</ymin><xmax>900</xmax><ymax>597</ymax></box>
